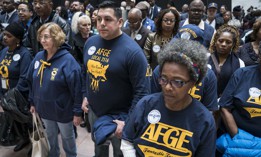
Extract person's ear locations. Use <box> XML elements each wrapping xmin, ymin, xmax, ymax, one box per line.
<box><xmin>118</xmin><ymin>18</ymin><xmax>124</xmax><ymax>28</ymax></box>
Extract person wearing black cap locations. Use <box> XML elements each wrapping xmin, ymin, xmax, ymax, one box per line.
<box><xmin>203</xmin><ymin>3</ymin><xmax>224</xmax><ymax>30</ymax></box>
<box><xmin>0</xmin><ymin>22</ymin><xmax>32</xmax><ymax>151</ymax></box>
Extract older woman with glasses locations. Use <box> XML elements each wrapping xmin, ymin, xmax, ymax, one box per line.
<box><xmin>27</xmin><ymin>22</ymin><xmax>82</xmax><ymax>157</ymax></box>
<box><xmin>121</xmin><ymin>39</ymin><xmax>216</xmax><ymax>157</ymax></box>
<box><xmin>144</xmin><ymin>8</ymin><xmax>180</xmax><ymax>69</ymax></box>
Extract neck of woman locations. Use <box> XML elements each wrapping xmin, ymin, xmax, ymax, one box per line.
<box><xmin>165</xmin><ymin>95</ymin><xmax>192</xmax><ymax>111</ymax></box>
<box><xmin>81</xmin><ymin>32</ymin><xmax>89</xmax><ymax>39</ymax></box>
<box><xmin>162</xmin><ymin>31</ymin><xmax>172</xmax><ymax>38</ymax></box>
<box><xmin>8</xmin><ymin>45</ymin><xmax>17</xmax><ymax>52</ymax></box>
<box><xmin>218</xmin><ymin>52</ymin><xmax>230</xmax><ymax>66</ymax></box>
<box><xmin>47</xmin><ymin>47</ymin><xmax>58</xmax><ymax>60</ymax></box>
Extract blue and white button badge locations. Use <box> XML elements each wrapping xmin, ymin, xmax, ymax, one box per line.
<box><xmin>34</xmin><ymin>61</ymin><xmax>40</xmax><ymax>69</ymax></box>
<box><xmin>88</xmin><ymin>46</ymin><xmax>96</xmax><ymax>55</ymax></box>
<box><xmin>249</xmin><ymin>87</ymin><xmax>261</xmax><ymax>98</ymax></box>
<box><xmin>148</xmin><ymin>109</ymin><xmax>161</xmax><ymax>124</ymax></box>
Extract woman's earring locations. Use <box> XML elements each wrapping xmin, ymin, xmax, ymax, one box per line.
<box><xmin>16</xmin><ymin>42</ymin><xmax>20</xmax><ymax>47</ymax></box>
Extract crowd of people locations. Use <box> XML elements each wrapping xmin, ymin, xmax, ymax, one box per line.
<box><xmin>0</xmin><ymin>0</ymin><xmax>261</xmax><ymax>157</ymax></box>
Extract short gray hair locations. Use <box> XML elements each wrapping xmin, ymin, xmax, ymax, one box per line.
<box><xmin>158</xmin><ymin>39</ymin><xmax>209</xmax><ymax>85</ymax></box>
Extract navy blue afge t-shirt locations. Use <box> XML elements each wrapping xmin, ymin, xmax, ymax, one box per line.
<box><xmin>219</xmin><ymin>65</ymin><xmax>261</xmax><ymax>137</ymax></box>
<box><xmin>122</xmin><ymin>93</ymin><xmax>216</xmax><ymax>157</ymax></box>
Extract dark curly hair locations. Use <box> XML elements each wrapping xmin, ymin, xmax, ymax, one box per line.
<box><xmin>155</xmin><ymin>8</ymin><xmax>180</xmax><ymax>37</ymax></box>
<box><xmin>209</xmin><ymin>25</ymin><xmax>240</xmax><ymax>53</ymax></box>
<box><xmin>158</xmin><ymin>39</ymin><xmax>209</xmax><ymax>85</ymax></box>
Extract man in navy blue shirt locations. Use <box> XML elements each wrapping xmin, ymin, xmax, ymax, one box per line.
<box><xmin>82</xmin><ymin>1</ymin><xmax>150</xmax><ymax>157</ymax></box>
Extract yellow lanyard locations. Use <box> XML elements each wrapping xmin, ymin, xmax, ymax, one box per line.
<box><xmin>37</xmin><ymin>59</ymin><xmax>51</xmax><ymax>87</ymax></box>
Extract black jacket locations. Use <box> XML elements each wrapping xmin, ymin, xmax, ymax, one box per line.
<box><xmin>24</xmin><ymin>11</ymin><xmax>70</xmax><ymax>56</ymax></box>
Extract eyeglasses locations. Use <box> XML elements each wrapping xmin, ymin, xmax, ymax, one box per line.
<box><xmin>158</xmin><ymin>76</ymin><xmax>190</xmax><ymax>88</ymax></box>
<box><xmin>39</xmin><ymin>35</ymin><xmax>52</xmax><ymax>41</ymax></box>
<box><xmin>17</xmin><ymin>9</ymin><xmax>30</xmax><ymax>13</ymax></box>
<box><xmin>162</xmin><ymin>19</ymin><xmax>176</xmax><ymax>23</ymax></box>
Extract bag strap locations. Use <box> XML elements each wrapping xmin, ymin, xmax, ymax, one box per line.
<box><xmin>211</xmin><ymin>54</ymin><xmax>221</xmax><ymax>78</ymax></box>
<box><xmin>32</xmin><ymin>112</ymin><xmax>44</xmax><ymax>139</ymax></box>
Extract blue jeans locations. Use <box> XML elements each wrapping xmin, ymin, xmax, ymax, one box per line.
<box><xmin>88</xmin><ymin>107</ymin><xmax>123</xmax><ymax>157</ymax></box>
<box><xmin>42</xmin><ymin>119</ymin><xmax>77</xmax><ymax>157</ymax></box>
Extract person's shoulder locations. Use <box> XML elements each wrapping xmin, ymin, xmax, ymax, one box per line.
<box><xmin>17</xmin><ymin>46</ymin><xmax>31</xmax><ymax>56</ymax></box>
<box><xmin>241</xmin><ymin>42</ymin><xmax>252</xmax><ymax>48</ymax></box>
<box><xmin>145</xmin><ymin>17</ymin><xmax>154</xmax><ymax>24</ymax></box>
<box><xmin>239</xmin><ymin>64</ymin><xmax>259</xmax><ymax>72</ymax></box>
<box><xmin>204</xmin><ymin>22</ymin><xmax>214</xmax><ymax>31</ymax></box>
<box><xmin>137</xmin><ymin>93</ymin><xmax>162</xmax><ymax>108</ymax></box>
<box><xmin>34</xmin><ymin>50</ymin><xmax>45</xmax><ymax>59</ymax></box>
<box><xmin>147</xmin><ymin>32</ymin><xmax>156</xmax><ymax>38</ymax></box>
<box><xmin>205</xmin><ymin>67</ymin><xmax>216</xmax><ymax>78</ymax></box>
<box><xmin>191</xmin><ymin>98</ymin><xmax>214</xmax><ymax>121</ymax></box>
<box><xmin>30</xmin><ymin>16</ymin><xmax>40</xmax><ymax>26</ymax></box>
<box><xmin>140</xmin><ymin>26</ymin><xmax>152</xmax><ymax>34</ymax></box>
<box><xmin>86</xmin><ymin>35</ymin><xmax>101</xmax><ymax>44</ymax></box>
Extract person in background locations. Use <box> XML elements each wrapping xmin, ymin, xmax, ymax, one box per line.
<box><xmin>147</xmin><ymin>0</ymin><xmax>161</xmax><ymax>22</ymax></box>
<box><xmin>56</xmin><ymin>6</ymin><xmax>69</xmax><ymax>21</ymax></box>
<box><xmin>203</xmin><ymin>3</ymin><xmax>224</xmax><ymax>30</ymax></box>
<box><xmin>24</xmin><ymin>0</ymin><xmax>70</xmax><ymax>56</ymax></box>
<box><xmin>64</xmin><ymin>0</ymin><xmax>70</xmax><ymax>11</ymax></box>
<box><xmin>0</xmin><ymin>22</ymin><xmax>32</xmax><ymax>152</ymax></box>
<box><xmin>0</xmin><ymin>0</ymin><xmax>19</xmax><ymax>25</ymax></box>
<box><xmin>228</xmin><ymin>5</ymin><xmax>242</xmax><ymax>28</ymax></box>
<box><xmin>216</xmin><ymin>42</ymin><xmax>261</xmax><ymax>157</ymax></box>
<box><xmin>223</xmin><ymin>11</ymin><xmax>232</xmax><ymax>25</ymax></box>
<box><xmin>144</xmin><ymin>8</ymin><xmax>180</xmax><ymax>69</ymax></box>
<box><xmin>238</xmin><ymin>21</ymin><xmax>261</xmax><ymax>66</ymax></box>
<box><xmin>91</xmin><ymin>8</ymin><xmax>99</xmax><ymax>35</ymax></box>
<box><xmin>71</xmin><ymin>12</ymin><xmax>93</xmax><ymax>65</ymax></box>
<box><xmin>0</xmin><ymin>2</ymin><xmax>3</xmax><ymax>13</ymax></box>
<box><xmin>17</xmin><ymin>2</ymin><xmax>33</xmax><ymax>45</ymax></box>
<box><xmin>180</xmin><ymin>0</ymin><xmax>215</xmax><ymax>48</ymax></box>
<box><xmin>121</xmin><ymin>39</ymin><xmax>216</xmax><ymax>157</ymax></box>
<box><xmin>83</xmin><ymin>0</ymin><xmax>94</xmax><ymax>17</ymax></box>
<box><xmin>67</xmin><ymin>0</ymin><xmax>82</xmax><ymax>25</ymax></box>
<box><xmin>216</xmin><ymin>5</ymin><xmax>227</xmax><ymax>18</ymax></box>
<box><xmin>180</xmin><ymin>4</ymin><xmax>189</xmax><ymax>21</ymax></box>
<box><xmin>124</xmin><ymin>1</ymin><xmax>155</xmax><ymax>32</ymax></box>
<box><xmin>28</xmin><ymin>22</ymin><xmax>82</xmax><ymax>157</ymax></box>
<box><xmin>81</xmin><ymin>1</ymin><xmax>150</xmax><ymax>156</ymax></box>
<box><xmin>122</xmin><ymin>8</ymin><xmax>151</xmax><ymax>48</ymax></box>
<box><xmin>239</xmin><ymin>14</ymin><xmax>256</xmax><ymax>41</ymax></box>
<box><xmin>208</xmin><ymin>25</ymin><xmax>245</xmax><ymax>97</ymax></box>
<box><xmin>120</xmin><ymin>1</ymin><xmax>128</xmax><ymax>23</ymax></box>
<box><xmin>166</xmin><ymin>0</ymin><xmax>175</xmax><ymax>9</ymax></box>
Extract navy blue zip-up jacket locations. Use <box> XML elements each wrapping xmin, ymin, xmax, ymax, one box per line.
<box><xmin>27</xmin><ymin>43</ymin><xmax>82</xmax><ymax>123</ymax></box>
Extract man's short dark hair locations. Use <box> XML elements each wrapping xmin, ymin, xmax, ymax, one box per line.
<box><xmin>98</xmin><ymin>1</ymin><xmax>122</xmax><ymax>19</ymax></box>
<box><xmin>19</xmin><ymin>2</ymin><xmax>33</xmax><ymax>12</ymax></box>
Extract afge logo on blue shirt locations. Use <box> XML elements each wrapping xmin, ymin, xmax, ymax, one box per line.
<box><xmin>148</xmin><ymin>110</ymin><xmax>161</xmax><ymax>124</ymax></box>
